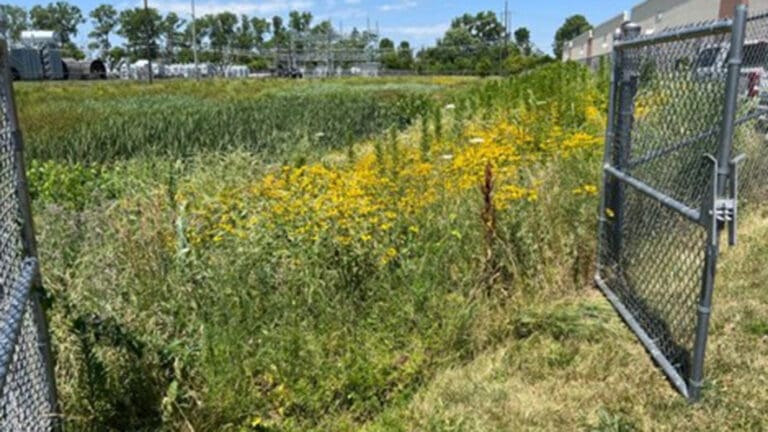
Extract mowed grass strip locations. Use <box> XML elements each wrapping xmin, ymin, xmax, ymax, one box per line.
<box><xmin>366</xmin><ymin>207</ymin><xmax>768</xmax><ymax>432</ymax></box>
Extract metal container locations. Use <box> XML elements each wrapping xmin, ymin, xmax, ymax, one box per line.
<box><xmin>9</xmin><ymin>48</ymin><xmax>43</xmax><ymax>80</ymax></box>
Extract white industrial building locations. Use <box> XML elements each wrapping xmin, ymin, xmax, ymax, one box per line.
<box><xmin>564</xmin><ymin>0</ymin><xmax>768</xmax><ymax>65</ymax></box>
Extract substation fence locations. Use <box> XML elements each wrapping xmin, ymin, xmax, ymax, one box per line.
<box><xmin>0</xmin><ymin>31</ymin><xmax>59</xmax><ymax>430</ymax></box>
<box><xmin>596</xmin><ymin>4</ymin><xmax>768</xmax><ymax>401</ymax></box>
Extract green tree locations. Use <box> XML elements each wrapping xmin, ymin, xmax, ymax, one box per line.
<box><xmin>475</xmin><ymin>56</ymin><xmax>493</xmax><ymax>76</ymax></box>
<box><xmin>288</xmin><ymin>10</ymin><xmax>312</xmax><ymax>34</ymax></box>
<box><xmin>311</xmin><ymin>20</ymin><xmax>332</xmax><ymax>37</ymax></box>
<box><xmin>108</xmin><ymin>45</ymin><xmax>125</xmax><ymax>65</ymax></box>
<box><xmin>88</xmin><ymin>4</ymin><xmax>118</xmax><ymax>55</ymax></box>
<box><xmin>117</xmin><ymin>7</ymin><xmax>162</xmax><ymax>60</ymax></box>
<box><xmin>250</xmin><ymin>17</ymin><xmax>270</xmax><ymax>46</ymax></box>
<box><xmin>61</xmin><ymin>42</ymin><xmax>84</xmax><ymax>59</ymax></box>
<box><xmin>309</xmin><ymin>19</ymin><xmax>334</xmax><ymax>58</ymax></box>
<box><xmin>248</xmin><ymin>17</ymin><xmax>271</xmax><ymax>70</ymax></box>
<box><xmin>185</xmin><ymin>16</ymin><xmax>206</xmax><ymax>50</ymax></box>
<box><xmin>234</xmin><ymin>14</ymin><xmax>253</xmax><ymax>52</ymax></box>
<box><xmin>514</xmin><ymin>27</ymin><xmax>531</xmax><ymax>55</ymax></box>
<box><xmin>379</xmin><ymin>37</ymin><xmax>394</xmax><ymax>51</ymax></box>
<box><xmin>287</xmin><ymin>10</ymin><xmax>312</xmax><ymax>61</ymax></box>
<box><xmin>379</xmin><ymin>37</ymin><xmax>398</xmax><ymax>69</ymax></box>
<box><xmin>0</xmin><ymin>4</ymin><xmax>28</xmax><ymax>41</ymax></box>
<box><xmin>247</xmin><ymin>56</ymin><xmax>270</xmax><ymax>70</ymax></box>
<box><xmin>450</xmin><ymin>11</ymin><xmax>505</xmax><ymax>44</ymax></box>
<box><xmin>161</xmin><ymin>12</ymin><xmax>185</xmax><ymax>61</ymax></box>
<box><xmin>271</xmin><ymin>15</ymin><xmax>285</xmax><ymax>42</ymax></box>
<box><xmin>397</xmin><ymin>41</ymin><xmax>414</xmax><ymax>69</ymax></box>
<box><xmin>418</xmin><ymin>11</ymin><xmax>507</xmax><ymax>74</ymax></box>
<box><xmin>553</xmin><ymin>15</ymin><xmax>591</xmax><ymax>60</ymax></box>
<box><xmin>206</xmin><ymin>12</ymin><xmax>238</xmax><ymax>62</ymax></box>
<box><xmin>271</xmin><ymin>15</ymin><xmax>286</xmax><ymax>66</ymax></box>
<box><xmin>29</xmin><ymin>1</ymin><xmax>84</xmax><ymax>44</ymax></box>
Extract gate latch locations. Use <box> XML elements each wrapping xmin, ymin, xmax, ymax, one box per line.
<box><xmin>706</xmin><ymin>154</ymin><xmax>746</xmax><ymax>246</ymax></box>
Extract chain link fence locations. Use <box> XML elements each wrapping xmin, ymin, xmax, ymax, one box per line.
<box><xmin>597</xmin><ymin>4</ymin><xmax>768</xmax><ymax>402</ymax></box>
<box><xmin>0</xmin><ymin>32</ymin><xmax>58</xmax><ymax>429</ymax></box>
<box><xmin>734</xmin><ymin>11</ymin><xmax>768</xmax><ymax>205</ymax></box>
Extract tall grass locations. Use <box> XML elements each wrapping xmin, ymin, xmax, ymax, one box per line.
<box><xmin>16</xmin><ymin>79</ymin><xmax>451</xmax><ymax>163</ymax></box>
<box><xmin>25</xmin><ymin>64</ymin><xmax>607</xmax><ymax>430</ymax></box>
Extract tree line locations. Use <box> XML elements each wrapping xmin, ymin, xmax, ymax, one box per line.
<box><xmin>0</xmin><ymin>2</ymin><xmax>592</xmax><ymax>75</ymax></box>
<box><xmin>1</xmin><ymin>2</ymin><xmax>358</xmax><ymax>69</ymax></box>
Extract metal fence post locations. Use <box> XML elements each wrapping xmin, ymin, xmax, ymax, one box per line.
<box><xmin>689</xmin><ymin>3</ymin><xmax>747</xmax><ymax>402</ymax></box>
<box><xmin>0</xmin><ymin>27</ymin><xmax>61</xmax><ymax>428</ymax></box>
<box><xmin>597</xmin><ymin>29</ymin><xmax>622</xmax><ymax>271</ymax></box>
<box><xmin>607</xmin><ymin>21</ymin><xmax>642</xmax><ymax>263</ymax></box>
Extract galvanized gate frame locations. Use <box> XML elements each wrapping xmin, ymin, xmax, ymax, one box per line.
<box><xmin>0</xmin><ymin>25</ymin><xmax>60</xmax><ymax>428</ymax></box>
<box><xmin>595</xmin><ymin>5</ymin><xmax>749</xmax><ymax>402</ymax></box>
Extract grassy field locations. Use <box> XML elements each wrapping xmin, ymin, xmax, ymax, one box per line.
<box><xmin>17</xmin><ymin>76</ymin><xmax>472</xmax><ymax>163</ymax></box>
<box><xmin>366</xmin><ymin>207</ymin><xmax>768</xmax><ymax>432</ymax></box>
<box><xmin>15</xmin><ymin>67</ymin><xmax>768</xmax><ymax>431</ymax></box>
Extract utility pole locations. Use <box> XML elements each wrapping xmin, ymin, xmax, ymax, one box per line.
<box><xmin>504</xmin><ymin>0</ymin><xmax>509</xmax><ymax>53</ymax></box>
<box><xmin>144</xmin><ymin>0</ymin><xmax>153</xmax><ymax>84</ymax></box>
<box><xmin>374</xmin><ymin>21</ymin><xmax>380</xmax><ymax>64</ymax></box>
<box><xmin>191</xmin><ymin>0</ymin><xmax>199</xmax><ymax>79</ymax></box>
<box><xmin>499</xmin><ymin>0</ymin><xmax>510</xmax><ymax>74</ymax></box>
<box><xmin>327</xmin><ymin>24</ymin><xmax>333</xmax><ymax>77</ymax></box>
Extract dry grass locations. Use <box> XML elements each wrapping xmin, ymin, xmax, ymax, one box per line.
<box><xmin>366</xmin><ymin>207</ymin><xmax>768</xmax><ymax>431</ymax></box>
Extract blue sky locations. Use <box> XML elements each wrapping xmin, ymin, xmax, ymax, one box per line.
<box><xmin>13</xmin><ymin>0</ymin><xmax>638</xmax><ymax>54</ymax></box>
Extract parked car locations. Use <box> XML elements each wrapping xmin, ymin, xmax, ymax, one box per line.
<box><xmin>693</xmin><ymin>40</ymin><xmax>768</xmax><ymax>108</ymax></box>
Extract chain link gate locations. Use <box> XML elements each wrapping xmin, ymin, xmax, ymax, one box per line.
<box><xmin>0</xmin><ymin>27</ymin><xmax>59</xmax><ymax>429</ymax></box>
<box><xmin>596</xmin><ymin>3</ymin><xmax>768</xmax><ymax>402</ymax></box>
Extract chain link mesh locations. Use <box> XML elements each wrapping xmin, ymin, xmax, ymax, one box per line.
<box><xmin>0</xmin><ymin>41</ymin><xmax>57</xmax><ymax>430</ymax></box>
<box><xmin>734</xmin><ymin>12</ymin><xmax>768</xmax><ymax>206</ymax></box>
<box><xmin>599</xmin><ymin>7</ymin><xmax>768</xmax><ymax>399</ymax></box>
<box><xmin>599</xmin><ymin>20</ymin><xmax>732</xmax><ymax>391</ymax></box>
<box><xmin>624</xmin><ymin>26</ymin><xmax>729</xmax><ymax>209</ymax></box>
<box><xmin>599</xmin><ymin>185</ymin><xmax>707</xmax><ymax>380</ymax></box>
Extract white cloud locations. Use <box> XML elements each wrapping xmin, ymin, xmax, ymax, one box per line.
<box><xmin>315</xmin><ymin>8</ymin><xmax>367</xmax><ymax>21</ymax></box>
<box><xmin>378</xmin><ymin>1</ymin><xmax>416</xmax><ymax>12</ymax></box>
<box><xmin>383</xmin><ymin>23</ymin><xmax>448</xmax><ymax>38</ymax></box>
<box><xmin>344</xmin><ymin>0</ymin><xmax>362</xmax><ymax>4</ymax></box>
<box><xmin>147</xmin><ymin>0</ymin><xmax>314</xmax><ymax>17</ymax></box>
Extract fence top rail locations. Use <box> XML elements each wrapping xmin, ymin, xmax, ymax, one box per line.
<box><xmin>614</xmin><ymin>19</ymin><xmax>733</xmax><ymax>50</ymax></box>
<box><xmin>747</xmin><ymin>9</ymin><xmax>768</xmax><ymax>22</ymax></box>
